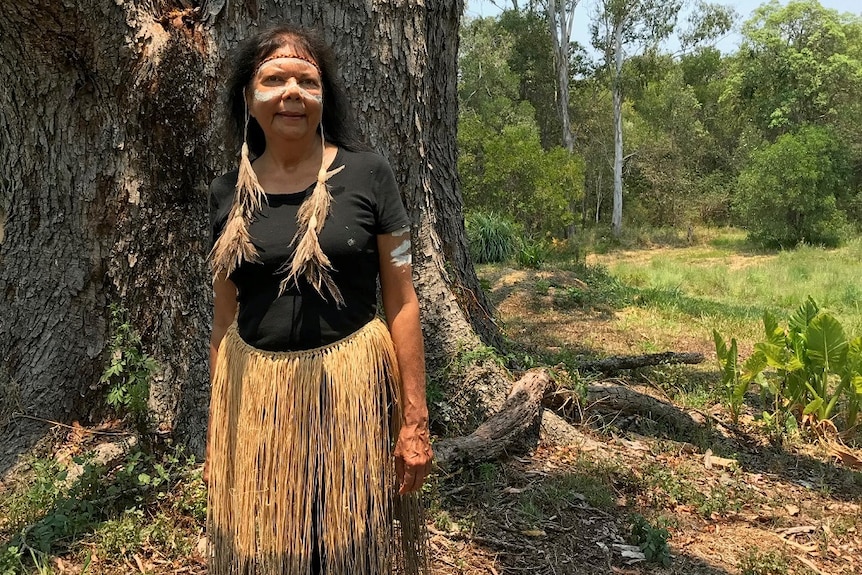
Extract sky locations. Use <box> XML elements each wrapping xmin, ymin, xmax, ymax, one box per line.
<box><xmin>466</xmin><ymin>0</ymin><xmax>862</xmax><ymax>55</ymax></box>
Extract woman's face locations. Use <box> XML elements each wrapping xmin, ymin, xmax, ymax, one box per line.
<box><xmin>248</xmin><ymin>44</ymin><xmax>324</xmax><ymax>146</ymax></box>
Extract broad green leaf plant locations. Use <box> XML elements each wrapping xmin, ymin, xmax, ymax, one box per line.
<box><xmin>714</xmin><ymin>297</ymin><xmax>862</xmax><ymax>432</ymax></box>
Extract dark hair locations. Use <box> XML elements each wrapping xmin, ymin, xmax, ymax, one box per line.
<box><xmin>225</xmin><ymin>25</ymin><xmax>363</xmax><ymax>156</ymax></box>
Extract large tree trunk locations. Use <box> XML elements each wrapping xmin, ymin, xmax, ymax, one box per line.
<box><xmin>0</xmin><ymin>0</ymin><xmax>507</xmax><ymax>469</ymax></box>
<box><xmin>0</xmin><ymin>2</ymin><xmax>218</xmax><ymax>463</ymax></box>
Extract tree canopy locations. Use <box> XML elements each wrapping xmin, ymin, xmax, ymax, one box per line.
<box><xmin>458</xmin><ymin>0</ymin><xmax>862</xmax><ymax>247</ymax></box>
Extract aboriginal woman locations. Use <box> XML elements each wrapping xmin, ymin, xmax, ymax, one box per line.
<box><xmin>205</xmin><ymin>25</ymin><xmax>433</xmax><ymax>575</ymax></box>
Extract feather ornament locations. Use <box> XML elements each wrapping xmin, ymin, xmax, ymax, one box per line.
<box><xmin>278</xmin><ymin>160</ymin><xmax>346</xmax><ymax>306</ymax></box>
<box><xmin>210</xmin><ymin>142</ymin><xmax>267</xmax><ymax>280</ymax></box>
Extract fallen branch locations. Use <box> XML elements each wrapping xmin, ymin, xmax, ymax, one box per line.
<box><xmin>578</xmin><ymin>352</ymin><xmax>704</xmax><ymax>375</ymax></box>
<box><xmin>434</xmin><ymin>369</ymin><xmax>550</xmax><ymax>468</ymax></box>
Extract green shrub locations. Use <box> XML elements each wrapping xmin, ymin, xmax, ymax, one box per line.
<box><xmin>734</xmin><ymin>126</ymin><xmax>852</xmax><ymax>248</ymax></box>
<box><xmin>465</xmin><ymin>212</ymin><xmax>520</xmax><ymax>263</ymax></box>
<box><xmin>516</xmin><ymin>238</ymin><xmax>549</xmax><ymax>269</ymax></box>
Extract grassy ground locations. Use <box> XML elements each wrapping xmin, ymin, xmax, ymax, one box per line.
<box><xmin>592</xmin><ymin>231</ymin><xmax>862</xmax><ymax>346</ymax></box>
<box><xmin>1</xmin><ymin>228</ymin><xmax>861</xmax><ymax>574</ymax></box>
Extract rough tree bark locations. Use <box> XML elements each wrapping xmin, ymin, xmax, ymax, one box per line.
<box><xmin>0</xmin><ymin>0</ymin><xmax>511</xmax><ymax>468</ymax></box>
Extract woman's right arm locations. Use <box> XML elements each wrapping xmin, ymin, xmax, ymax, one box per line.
<box><xmin>210</xmin><ymin>275</ymin><xmax>238</xmax><ymax>379</ymax></box>
<box><xmin>205</xmin><ymin>275</ymin><xmax>238</xmax><ymax>483</ymax></box>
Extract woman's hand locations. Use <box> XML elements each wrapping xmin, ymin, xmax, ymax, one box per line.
<box><xmin>394</xmin><ymin>421</ymin><xmax>433</xmax><ymax>494</ymax></box>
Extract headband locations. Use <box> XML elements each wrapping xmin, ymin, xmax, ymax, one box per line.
<box><xmin>256</xmin><ymin>53</ymin><xmax>322</xmax><ymax>76</ymax></box>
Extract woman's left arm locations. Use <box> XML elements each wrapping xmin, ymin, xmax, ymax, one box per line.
<box><xmin>378</xmin><ymin>231</ymin><xmax>433</xmax><ymax>495</ymax></box>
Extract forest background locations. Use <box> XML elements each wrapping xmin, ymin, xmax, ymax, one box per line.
<box><xmin>458</xmin><ymin>0</ymin><xmax>862</xmax><ymax>249</ymax></box>
<box><xmin>1</xmin><ymin>0</ymin><xmax>862</xmax><ymax>574</ymax></box>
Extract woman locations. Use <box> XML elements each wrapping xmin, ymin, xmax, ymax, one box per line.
<box><xmin>205</xmin><ymin>25</ymin><xmax>433</xmax><ymax>575</ymax></box>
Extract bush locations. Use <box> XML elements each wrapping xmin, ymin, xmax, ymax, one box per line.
<box><xmin>458</xmin><ymin>109</ymin><xmax>584</xmax><ymax>238</ymax></box>
<box><xmin>465</xmin><ymin>212</ymin><xmax>520</xmax><ymax>263</ymax></box>
<box><xmin>516</xmin><ymin>238</ymin><xmax>549</xmax><ymax>269</ymax></box>
<box><xmin>734</xmin><ymin>126</ymin><xmax>852</xmax><ymax>248</ymax></box>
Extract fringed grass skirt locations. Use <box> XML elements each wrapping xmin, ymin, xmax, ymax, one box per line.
<box><xmin>207</xmin><ymin>318</ymin><xmax>427</xmax><ymax>575</ymax></box>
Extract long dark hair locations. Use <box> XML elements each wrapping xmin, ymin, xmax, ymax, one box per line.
<box><xmin>225</xmin><ymin>25</ymin><xmax>363</xmax><ymax>156</ymax></box>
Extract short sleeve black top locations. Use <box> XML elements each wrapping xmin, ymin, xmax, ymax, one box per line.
<box><xmin>209</xmin><ymin>148</ymin><xmax>410</xmax><ymax>352</ymax></box>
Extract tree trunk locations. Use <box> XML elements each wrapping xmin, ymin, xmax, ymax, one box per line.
<box><xmin>611</xmin><ymin>19</ymin><xmax>624</xmax><ymax>237</ymax></box>
<box><xmin>546</xmin><ymin>0</ymin><xmax>577</xmax><ymax>154</ymax></box>
<box><xmin>0</xmin><ymin>0</ymin><xmax>507</xmax><ymax>469</ymax></box>
<box><xmin>545</xmin><ymin>0</ymin><xmax>579</xmax><ymax>238</ymax></box>
<box><xmin>0</xmin><ymin>1</ymin><xmax>218</xmax><ymax>463</ymax></box>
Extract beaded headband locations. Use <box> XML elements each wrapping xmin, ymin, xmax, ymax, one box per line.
<box><xmin>255</xmin><ymin>53</ymin><xmax>322</xmax><ymax>76</ymax></box>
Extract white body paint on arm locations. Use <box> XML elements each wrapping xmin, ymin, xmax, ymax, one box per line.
<box><xmin>390</xmin><ymin>228</ymin><xmax>412</xmax><ymax>267</ymax></box>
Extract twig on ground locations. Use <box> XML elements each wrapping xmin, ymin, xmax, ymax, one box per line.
<box><xmin>428</xmin><ymin>525</ymin><xmax>530</xmax><ymax>553</ymax></box>
<box><xmin>11</xmin><ymin>413</ymin><xmax>133</xmax><ymax>436</ymax></box>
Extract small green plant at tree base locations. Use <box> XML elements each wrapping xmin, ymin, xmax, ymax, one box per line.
<box><xmin>714</xmin><ymin>297</ymin><xmax>862</xmax><ymax>432</ymax></box>
<box><xmin>629</xmin><ymin>513</ymin><xmax>671</xmax><ymax>566</ymax></box>
<box><xmin>101</xmin><ymin>304</ymin><xmax>158</xmax><ymax>430</ymax></box>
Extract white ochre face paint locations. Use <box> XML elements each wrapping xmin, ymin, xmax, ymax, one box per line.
<box><xmin>252</xmin><ymin>86</ymin><xmax>323</xmax><ymax>104</ymax></box>
<box><xmin>254</xmin><ymin>58</ymin><xmax>323</xmax><ymax>104</ymax></box>
<box><xmin>390</xmin><ymin>228</ymin><xmax>412</xmax><ymax>267</ymax></box>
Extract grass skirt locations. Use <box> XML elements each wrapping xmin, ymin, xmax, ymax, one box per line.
<box><xmin>207</xmin><ymin>318</ymin><xmax>427</xmax><ymax>575</ymax></box>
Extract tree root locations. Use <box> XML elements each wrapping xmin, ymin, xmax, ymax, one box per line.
<box><xmin>434</xmin><ymin>369</ymin><xmax>549</xmax><ymax>468</ymax></box>
<box><xmin>578</xmin><ymin>351</ymin><xmax>704</xmax><ymax>374</ymax></box>
<box><xmin>434</xmin><ymin>351</ymin><xmax>712</xmax><ymax>468</ymax></box>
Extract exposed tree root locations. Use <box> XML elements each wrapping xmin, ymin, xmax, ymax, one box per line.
<box><xmin>435</xmin><ymin>350</ymin><xmax>713</xmax><ymax>468</ymax></box>
<box><xmin>434</xmin><ymin>369</ymin><xmax>549</xmax><ymax>468</ymax></box>
<box><xmin>583</xmin><ymin>382</ymin><xmax>707</xmax><ymax>432</ymax></box>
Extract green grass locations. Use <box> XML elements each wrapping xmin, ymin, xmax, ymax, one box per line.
<box><xmin>595</xmin><ymin>234</ymin><xmax>862</xmax><ymax>341</ymax></box>
<box><xmin>0</xmin><ymin>446</ymin><xmax>205</xmax><ymax>574</ymax></box>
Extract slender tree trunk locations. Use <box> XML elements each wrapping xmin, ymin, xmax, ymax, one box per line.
<box><xmin>611</xmin><ymin>19</ymin><xmax>624</xmax><ymax>237</ymax></box>
<box><xmin>545</xmin><ymin>0</ymin><xmax>579</xmax><ymax>238</ymax></box>
<box><xmin>0</xmin><ymin>0</ymin><xmax>506</xmax><ymax>468</ymax></box>
<box><xmin>546</xmin><ymin>0</ymin><xmax>577</xmax><ymax>154</ymax></box>
<box><xmin>596</xmin><ymin>171</ymin><xmax>603</xmax><ymax>223</ymax></box>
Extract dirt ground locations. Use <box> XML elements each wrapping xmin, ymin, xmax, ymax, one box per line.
<box><xmin>425</xmin><ymin>266</ymin><xmax>862</xmax><ymax>575</ymax></box>
<box><xmin>2</xmin><ymin>264</ymin><xmax>860</xmax><ymax>575</ymax></box>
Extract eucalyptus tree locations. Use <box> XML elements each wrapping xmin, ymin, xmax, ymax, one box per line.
<box><xmin>590</xmin><ymin>0</ymin><xmax>737</xmax><ymax>235</ymax></box>
<box><xmin>590</xmin><ymin>0</ymin><xmax>683</xmax><ymax>236</ymax></box>
<box><xmin>545</xmin><ymin>0</ymin><xmax>580</xmax><ymax>152</ymax></box>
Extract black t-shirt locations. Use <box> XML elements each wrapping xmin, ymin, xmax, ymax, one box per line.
<box><xmin>209</xmin><ymin>148</ymin><xmax>410</xmax><ymax>351</ymax></box>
